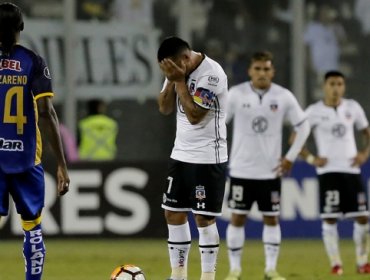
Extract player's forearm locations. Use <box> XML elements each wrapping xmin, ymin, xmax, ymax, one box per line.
<box><xmin>285</xmin><ymin>120</ymin><xmax>310</xmax><ymax>162</ymax></box>
<box><xmin>158</xmin><ymin>81</ymin><xmax>176</xmax><ymax>115</ymax></box>
<box><xmin>360</xmin><ymin>127</ymin><xmax>370</xmax><ymax>157</ymax></box>
<box><xmin>39</xmin><ymin>108</ymin><xmax>67</xmax><ymax>168</ymax></box>
<box><xmin>175</xmin><ymin>81</ymin><xmax>205</xmax><ymax>125</ymax></box>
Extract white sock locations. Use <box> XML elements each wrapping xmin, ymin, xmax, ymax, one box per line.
<box><xmin>198</xmin><ymin>223</ymin><xmax>219</xmax><ymax>280</ymax></box>
<box><xmin>168</xmin><ymin>222</ymin><xmax>191</xmax><ymax>280</ymax></box>
<box><xmin>263</xmin><ymin>224</ymin><xmax>281</xmax><ymax>272</ymax></box>
<box><xmin>322</xmin><ymin>222</ymin><xmax>342</xmax><ymax>267</ymax></box>
<box><xmin>226</xmin><ymin>224</ymin><xmax>245</xmax><ymax>272</ymax></box>
<box><xmin>353</xmin><ymin>222</ymin><xmax>369</xmax><ymax>266</ymax></box>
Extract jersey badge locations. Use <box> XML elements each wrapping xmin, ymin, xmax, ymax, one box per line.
<box><xmin>195</xmin><ymin>185</ymin><xmax>206</xmax><ymax>200</ymax></box>
<box><xmin>193</xmin><ymin>87</ymin><xmax>215</xmax><ymax>108</ymax></box>
<box><xmin>252</xmin><ymin>116</ymin><xmax>268</xmax><ymax>133</ymax></box>
<box><xmin>331</xmin><ymin>123</ymin><xmax>346</xmax><ymax>138</ymax></box>
<box><xmin>270</xmin><ymin>102</ymin><xmax>278</xmax><ymax>112</ymax></box>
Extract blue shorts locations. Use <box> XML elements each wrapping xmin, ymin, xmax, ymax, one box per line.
<box><xmin>0</xmin><ymin>164</ymin><xmax>45</xmax><ymax>218</ymax></box>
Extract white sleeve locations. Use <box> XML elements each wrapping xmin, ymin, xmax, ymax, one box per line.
<box><xmin>285</xmin><ymin>90</ymin><xmax>306</xmax><ymax>126</ymax></box>
<box><xmin>285</xmin><ymin>119</ymin><xmax>310</xmax><ymax>162</ymax></box>
<box><xmin>353</xmin><ymin>101</ymin><xmax>369</xmax><ymax>130</ymax></box>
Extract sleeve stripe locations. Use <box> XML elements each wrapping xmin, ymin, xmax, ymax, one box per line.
<box><xmin>34</xmin><ymin>92</ymin><xmax>54</xmax><ymax>100</ymax></box>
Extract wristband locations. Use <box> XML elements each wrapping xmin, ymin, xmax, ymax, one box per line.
<box><xmin>306</xmin><ymin>154</ymin><xmax>315</xmax><ymax>165</ymax></box>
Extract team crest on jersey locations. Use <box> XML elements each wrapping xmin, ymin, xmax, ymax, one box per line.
<box><xmin>0</xmin><ymin>59</ymin><xmax>21</xmax><ymax>72</ymax></box>
<box><xmin>270</xmin><ymin>101</ymin><xmax>278</xmax><ymax>112</ymax></box>
<box><xmin>331</xmin><ymin>123</ymin><xmax>346</xmax><ymax>138</ymax></box>
<box><xmin>193</xmin><ymin>87</ymin><xmax>215</xmax><ymax>108</ymax></box>
<box><xmin>271</xmin><ymin>191</ymin><xmax>280</xmax><ymax>203</ymax></box>
<box><xmin>358</xmin><ymin>192</ymin><xmax>366</xmax><ymax>205</ymax></box>
<box><xmin>195</xmin><ymin>185</ymin><xmax>206</xmax><ymax>200</ymax></box>
<box><xmin>345</xmin><ymin>111</ymin><xmax>352</xmax><ymax>120</ymax></box>
<box><xmin>252</xmin><ymin>116</ymin><xmax>268</xmax><ymax>133</ymax></box>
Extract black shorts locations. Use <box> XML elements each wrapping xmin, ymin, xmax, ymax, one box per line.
<box><xmin>319</xmin><ymin>173</ymin><xmax>368</xmax><ymax>218</ymax></box>
<box><xmin>161</xmin><ymin>159</ymin><xmax>227</xmax><ymax>216</ymax></box>
<box><xmin>227</xmin><ymin>177</ymin><xmax>281</xmax><ymax>216</ymax></box>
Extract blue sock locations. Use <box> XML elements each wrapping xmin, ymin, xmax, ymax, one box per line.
<box><xmin>23</xmin><ymin>223</ymin><xmax>46</xmax><ymax>280</ymax></box>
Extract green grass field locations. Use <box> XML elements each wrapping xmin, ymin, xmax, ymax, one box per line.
<box><xmin>0</xmin><ymin>238</ymin><xmax>366</xmax><ymax>280</ymax></box>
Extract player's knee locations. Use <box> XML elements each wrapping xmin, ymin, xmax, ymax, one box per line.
<box><xmin>195</xmin><ymin>214</ymin><xmax>215</xmax><ymax>226</ymax></box>
<box><xmin>164</xmin><ymin>210</ymin><xmax>187</xmax><ymax>225</ymax></box>
<box><xmin>355</xmin><ymin>216</ymin><xmax>369</xmax><ymax>225</ymax></box>
<box><xmin>231</xmin><ymin>213</ymin><xmax>247</xmax><ymax>226</ymax></box>
<box><xmin>263</xmin><ymin>215</ymin><xmax>279</xmax><ymax>226</ymax></box>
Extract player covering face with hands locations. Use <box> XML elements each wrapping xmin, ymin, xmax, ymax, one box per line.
<box><xmin>0</xmin><ymin>3</ymin><xmax>70</xmax><ymax>280</ymax></box>
<box><xmin>158</xmin><ymin>36</ymin><xmax>228</xmax><ymax>280</ymax></box>
<box><xmin>224</xmin><ymin>51</ymin><xmax>310</xmax><ymax>280</ymax></box>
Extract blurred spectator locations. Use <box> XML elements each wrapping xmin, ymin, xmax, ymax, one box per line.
<box><xmin>59</xmin><ymin>123</ymin><xmax>79</xmax><ymax>163</ymax></box>
<box><xmin>110</xmin><ymin>0</ymin><xmax>153</xmax><ymax>26</ymax></box>
<box><xmin>304</xmin><ymin>4</ymin><xmax>347</xmax><ymax>99</ymax></box>
<box><xmin>355</xmin><ymin>0</ymin><xmax>370</xmax><ymax>36</ymax></box>
<box><xmin>77</xmin><ymin>0</ymin><xmax>111</xmax><ymax>20</ymax></box>
<box><xmin>78</xmin><ymin>99</ymin><xmax>118</xmax><ymax>161</ymax></box>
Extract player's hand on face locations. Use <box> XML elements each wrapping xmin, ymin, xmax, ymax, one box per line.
<box><xmin>57</xmin><ymin>166</ymin><xmax>70</xmax><ymax>196</ymax></box>
<box><xmin>159</xmin><ymin>58</ymin><xmax>186</xmax><ymax>82</ymax></box>
<box><xmin>274</xmin><ymin>158</ymin><xmax>293</xmax><ymax>177</ymax></box>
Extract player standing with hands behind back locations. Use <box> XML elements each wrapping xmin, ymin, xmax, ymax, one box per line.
<box><xmin>298</xmin><ymin>71</ymin><xmax>370</xmax><ymax>275</ymax></box>
<box><xmin>0</xmin><ymin>3</ymin><xmax>70</xmax><ymax>280</ymax></box>
<box><xmin>157</xmin><ymin>36</ymin><xmax>228</xmax><ymax>280</ymax></box>
<box><xmin>224</xmin><ymin>51</ymin><xmax>310</xmax><ymax>280</ymax></box>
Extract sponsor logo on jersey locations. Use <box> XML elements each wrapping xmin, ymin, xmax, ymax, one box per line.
<box><xmin>195</xmin><ymin>185</ymin><xmax>206</xmax><ymax>200</ymax></box>
<box><xmin>208</xmin><ymin>75</ymin><xmax>219</xmax><ymax>85</ymax></box>
<box><xmin>0</xmin><ymin>138</ymin><xmax>23</xmax><ymax>151</ymax></box>
<box><xmin>0</xmin><ymin>59</ymin><xmax>21</xmax><ymax>72</ymax></box>
<box><xmin>331</xmin><ymin>123</ymin><xmax>346</xmax><ymax>138</ymax></box>
<box><xmin>193</xmin><ymin>87</ymin><xmax>215</xmax><ymax>108</ymax></box>
<box><xmin>252</xmin><ymin>116</ymin><xmax>268</xmax><ymax>133</ymax></box>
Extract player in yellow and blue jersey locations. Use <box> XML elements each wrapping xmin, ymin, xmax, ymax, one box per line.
<box><xmin>0</xmin><ymin>3</ymin><xmax>70</xmax><ymax>280</ymax></box>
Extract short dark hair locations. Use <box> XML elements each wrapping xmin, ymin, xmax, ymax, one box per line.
<box><xmin>0</xmin><ymin>2</ymin><xmax>24</xmax><ymax>55</ymax></box>
<box><xmin>324</xmin><ymin>70</ymin><xmax>345</xmax><ymax>81</ymax></box>
<box><xmin>250</xmin><ymin>51</ymin><xmax>274</xmax><ymax>64</ymax></box>
<box><xmin>157</xmin><ymin>36</ymin><xmax>191</xmax><ymax>62</ymax></box>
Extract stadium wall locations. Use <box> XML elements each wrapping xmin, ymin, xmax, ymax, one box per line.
<box><xmin>1</xmin><ymin>161</ymin><xmax>369</xmax><ymax>239</ymax></box>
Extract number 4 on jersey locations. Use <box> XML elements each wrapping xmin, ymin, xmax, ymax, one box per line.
<box><xmin>3</xmin><ymin>86</ymin><xmax>27</xmax><ymax>135</ymax></box>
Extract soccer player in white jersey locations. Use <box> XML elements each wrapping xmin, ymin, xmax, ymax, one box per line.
<box><xmin>224</xmin><ymin>51</ymin><xmax>310</xmax><ymax>280</ymax></box>
<box><xmin>157</xmin><ymin>36</ymin><xmax>228</xmax><ymax>280</ymax></box>
<box><xmin>299</xmin><ymin>70</ymin><xmax>370</xmax><ymax>275</ymax></box>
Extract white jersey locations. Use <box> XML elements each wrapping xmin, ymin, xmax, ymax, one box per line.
<box><xmin>227</xmin><ymin>82</ymin><xmax>306</xmax><ymax>179</ymax></box>
<box><xmin>306</xmin><ymin>99</ymin><xmax>369</xmax><ymax>174</ymax></box>
<box><xmin>166</xmin><ymin>55</ymin><xmax>228</xmax><ymax>164</ymax></box>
